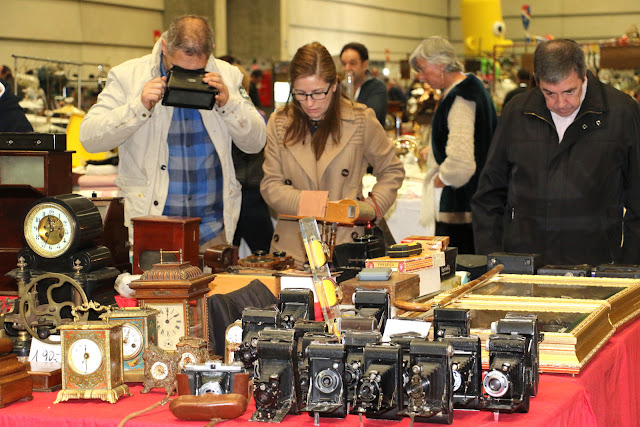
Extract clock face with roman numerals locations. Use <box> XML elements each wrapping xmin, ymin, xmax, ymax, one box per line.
<box><xmin>146</xmin><ymin>302</ymin><xmax>185</xmax><ymax>351</ymax></box>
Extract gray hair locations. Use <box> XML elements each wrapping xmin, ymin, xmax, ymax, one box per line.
<box><xmin>165</xmin><ymin>15</ymin><xmax>214</xmax><ymax>58</ymax></box>
<box><xmin>533</xmin><ymin>39</ymin><xmax>586</xmax><ymax>84</ymax></box>
<box><xmin>410</xmin><ymin>36</ymin><xmax>463</xmax><ymax>73</ymax></box>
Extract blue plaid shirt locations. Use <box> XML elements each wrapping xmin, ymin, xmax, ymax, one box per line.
<box><xmin>161</xmin><ymin>58</ymin><xmax>224</xmax><ymax>244</ymax></box>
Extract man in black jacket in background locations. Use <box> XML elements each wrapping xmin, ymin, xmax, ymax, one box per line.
<box><xmin>472</xmin><ymin>39</ymin><xmax>640</xmax><ymax>266</ymax></box>
<box><xmin>340</xmin><ymin>42</ymin><xmax>388</xmax><ymax>125</ymax></box>
<box><xmin>0</xmin><ymin>78</ymin><xmax>33</xmax><ymax>132</ymax></box>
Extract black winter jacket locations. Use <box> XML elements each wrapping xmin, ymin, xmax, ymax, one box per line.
<box><xmin>472</xmin><ymin>71</ymin><xmax>640</xmax><ymax>265</ymax></box>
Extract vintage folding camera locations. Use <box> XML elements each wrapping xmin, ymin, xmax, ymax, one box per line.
<box><xmin>279</xmin><ymin>288</ymin><xmax>315</xmax><ymax>329</ymax></box>
<box><xmin>479</xmin><ymin>315</ymin><xmax>543</xmax><ymax>415</ymax></box>
<box><xmin>250</xmin><ymin>334</ymin><xmax>300</xmax><ymax>423</ymax></box>
<box><xmin>353</xmin><ymin>289</ymin><xmax>390</xmax><ymax>334</ymax></box>
<box><xmin>494</xmin><ymin>313</ymin><xmax>543</xmax><ymax>397</ymax></box>
<box><xmin>444</xmin><ymin>335</ymin><xmax>482</xmax><ymax>409</ymax></box>
<box><xmin>390</xmin><ymin>332</ymin><xmax>427</xmax><ymax>411</ymax></box>
<box><xmin>182</xmin><ymin>361</ymin><xmax>246</xmax><ymax>395</ymax></box>
<box><xmin>401</xmin><ymin>340</ymin><xmax>454</xmax><ymax>424</ymax></box>
<box><xmin>296</xmin><ymin>332</ymin><xmax>339</xmax><ymax>408</ymax></box>
<box><xmin>433</xmin><ymin>308</ymin><xmax>471</xmax><ymax>339</ymax></box>
<box><xmin>303</xmin><ymin>342</ymin><xmax>347</xmax><ymax>421</ymax></box>
<box><xmin>354</xmin><ymin>343</ymin><xmax>403</xmax><ymax>421</ymax></box>
<box><xmin>162</xmin><ymin>65</ymin><xmax>219</xmax><ymax>109</ymax></box>
<box><xmin>342</xmin><ymin>330</ymin><xmax>382</xmax><ymax>412</ymax></box>
<box><xmin>236</xmin><ymin>306</ymin><xmax>281</xmax><ymax>372</ymax></box>
<box><xmin>480</xmin><ymin>333</ymin><xmax>531</xmax><ymax>413</ymax></box>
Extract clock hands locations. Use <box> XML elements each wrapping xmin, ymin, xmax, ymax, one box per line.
<box><xmin>83</xmin><ymin>344</ymin><xmax>90</xmax><ymax>373</ymax></box>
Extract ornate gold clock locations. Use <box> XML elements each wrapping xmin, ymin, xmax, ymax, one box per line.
<box><xmin>175</xmin><ymin>336</ymin><xmax>209</xmax><ymax>370</ymax></box>
<box><xmin>55</xmin><ymin>302</ymin><xmax>132</xmax><ymax>404</ymax></box>
<box><xmin>109</xmin><ymin>306</ymin><xmax>159</xmax><ymax>382</ymax></box>
<box><xmin>141</xmin><ymin>344</ymin><xmax>179</xmax><ymax>395</ymax></box>
<box><xmin>129</xmin><ymin>250</ymin><xmax>213</xmax><ymax>352</ymax></box>
<box><xmin>224</xmin><ymin>320</ymin><xmax>243</xmax><ymax>364</ymax></box>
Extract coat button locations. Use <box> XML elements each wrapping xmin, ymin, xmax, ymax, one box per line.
<box><xmin>273</xmin><ymin>234</ymin><xmax>279</xmax><ymax>242</ymax></box>
<box><xmin>284</xmin><ymin>179</ymin><xmax>292</xmax><ymax>185</ymax></box>
<box><xmin>596</xmin><ymin>120</ymin><xmax>601</xmax><ymax>126</ymax></box>
<box><xmin>582</xmin><ymin>124</ymin><xmax>588</xmax><ymax>129</ymax></box>
<box><xmin>160</xmin><ymin>165</ymin><xmax>167</xmax><ymax>170</ymax></box>
<box><xmin>341</xmin><ymin>169</ymin><xmax>349</xmax><ymax>177</ymax></box>
<box><xmin>153</xmin><ymin>201</ymin><xmax>159</xmax><ymax>206</ymax></box>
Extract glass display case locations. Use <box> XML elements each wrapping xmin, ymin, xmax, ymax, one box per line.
<box><xmin>428</xmin><ymin>274</ymin><xmax>640</xmax><ymax>373</ymax></box>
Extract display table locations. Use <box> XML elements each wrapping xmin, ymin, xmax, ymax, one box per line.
<box><xmin>1</xmin><ymin>317</ymin><xmax>639</xmax><ymax>427</ymax></box>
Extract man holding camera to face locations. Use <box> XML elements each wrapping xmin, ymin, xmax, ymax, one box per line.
<box><xmin>80</xmin><ymin>15</ymin><xmax>266</xmax><ymax>251</ymax></box>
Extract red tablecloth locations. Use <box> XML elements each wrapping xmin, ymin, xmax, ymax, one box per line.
<box><xmin>2</xmin><ymin>317</ymin><xmax>639</xmax><ymax>427</ymax></box>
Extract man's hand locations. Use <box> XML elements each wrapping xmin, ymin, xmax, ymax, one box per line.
<box><xmin>203</xmin><ymin>72</ymin><xmax>229</xmax><ymax>107</ymax></box>
<box><xmin>141</xmin><ymin>76</ymin><xmax>167</xmax><ymax>111</ymax></box>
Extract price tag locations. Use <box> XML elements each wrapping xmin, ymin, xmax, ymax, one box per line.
<box><xmin>28</xmin><ymin>336</ymin><xmax>62</xmax><ymax>366</ymax></box>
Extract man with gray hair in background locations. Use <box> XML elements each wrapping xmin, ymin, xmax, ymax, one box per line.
<box><xmin>80</xmin><ymin>15</ymin><xmax>266</xmax><ymax>252</ymax></box>
<box><xmin>472</xmin><ymin>39</ymin><xmax>640</xmax><ymax>265</ymax></box>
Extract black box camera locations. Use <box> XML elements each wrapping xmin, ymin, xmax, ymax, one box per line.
<box><xmin>162</xmin><ymin>66</ymin><xmax>218</xmax><ymax>109</ymax></box>
<box><xmin>304</xmin><ymin>342</ymin><xmax>347</xmax><ymax>420</ymax></box>
<box><xmin>355</xmin><ymin>343</ymin><xmax>403</xmax><ymax>421</ymax></box>
<box><xmin>433</xmin><ymin>308</ymin><xmax>470</xmax><ymax>339</ymax></box>
<box><xmin>279</xmin><ymin>288</ymin><xmax>315</xmax><ymax>329</ymax></box>
<box><xmin>402</xmin><ymin>340</ymin><xmax>454</xmax><ymax>424</ymax></box>
<box><xmin>353</xmin><ymin>289</ymin><xmax>390</xmax><ymax>334</ymax></box>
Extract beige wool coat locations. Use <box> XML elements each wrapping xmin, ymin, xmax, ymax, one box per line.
<box><xmin>260</xmin><ymin>98</ymin><xmax>405</xmax><ymax>265</ymax></box>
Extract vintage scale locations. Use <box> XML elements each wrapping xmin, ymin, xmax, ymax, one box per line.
<box><xmin>129</xmin><ymin>249</ymin><xmax>214</xmax><ymax>352</ymax></box>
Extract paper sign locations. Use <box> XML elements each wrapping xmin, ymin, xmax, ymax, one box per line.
<box><xmin>28</xmin><ymin>335</ymin><xmax>62</xmax><ymax>366</ymax></box>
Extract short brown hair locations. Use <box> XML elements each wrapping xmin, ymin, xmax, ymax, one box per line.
<box><xmin>165</xmin><ymin>15</ymin><xmax>214</xmax><ymax>58</ymax></box>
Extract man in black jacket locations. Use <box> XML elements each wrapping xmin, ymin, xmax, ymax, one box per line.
<box><xmin>340</xmin><ymin>42</ymin><xmax>388</xmax><ymax>125</ymax></box>
<box><xmin>472</xmin><ymin>39</ymin><xmax>640</xmax><ymax>265</ymax></box>
<box><xmin>0</xmin><ymin>78</ymin><xmax>33</xmax><ymax>132</ymax></box>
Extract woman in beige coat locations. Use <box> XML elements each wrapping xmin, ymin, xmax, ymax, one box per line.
<box><xmin>260</xmin><ymin>42</ymin><xmax>405</xmax><ymax>265</ymax></box>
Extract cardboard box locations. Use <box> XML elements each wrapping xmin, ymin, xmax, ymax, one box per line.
<box><xmin>400</xmin><ymin>236</ymin><xmax>450</xmax><ymax>251</ymax></box>
<box><xmin>365</xmin><ymin>251</ymin><xmax>445</xmax><ymax>273</ymax></box>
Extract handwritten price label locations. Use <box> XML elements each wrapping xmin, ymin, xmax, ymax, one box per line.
<box><xmin>29</xmin><ymin>336</ymin><xmax>62</xmax><ymax>365</ymax></box>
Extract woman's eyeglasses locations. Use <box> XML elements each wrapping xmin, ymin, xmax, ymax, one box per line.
<box><xmin>292</xmin><ymin>85</ymin><xmax>331</xmax><ymax>101</ymax></box>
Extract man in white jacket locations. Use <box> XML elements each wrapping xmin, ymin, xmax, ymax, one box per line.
<box><xmin>80</xmin><ymin>15</ymin><xmax>266</xmax><ymax>251</ymax></box>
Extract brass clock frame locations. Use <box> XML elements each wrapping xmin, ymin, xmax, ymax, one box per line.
<box><xmin>55</xmin><ymin>302</ymin><xmax>131</xmax><ymax>404</ymax></box>
<box><xmin>109</xmin><ymin>306</ymin><xmax>159</xmax><ymax>382</ymax></box>
<box><xmin>175</xmin><ymin>336</ymin><xmax>209</xmax><ymax>370</ymax></box>
<box><xmin>141</xmin><ymin>343</ymin><xmax>180</xmax><ymax>395</ymax></box>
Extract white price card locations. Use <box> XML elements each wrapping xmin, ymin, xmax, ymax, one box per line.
<box><xmin>28</xmin><ymin>335</ymin><xmax>62</xmax><ymax>367</ymax></box>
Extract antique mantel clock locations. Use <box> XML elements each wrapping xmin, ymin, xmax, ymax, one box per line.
<box><xmin>109</xmin><ymin>306</ymin><xmax>159</xmax><ymax>382</ymax></box>
<box><xmin>129</xmin><ymin>250</ymin><xmax>214</xmax><ymax>352</ymax></box>
<box><xmin>55</xmin><ymin>302</ymin><xmax>132</xmax><ymax>404</ymax></box>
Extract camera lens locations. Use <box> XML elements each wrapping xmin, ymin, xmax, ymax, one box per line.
<box><xmin>198</xmin><ymin>381</ymin><xmax>224</xmax><ymax>395</ymax></box>
<box><xmin>255</xmin><ymin>389</ymin><xmax>277</xmax><ymax>408</ymax></box>
<box><xmin>315</xmin><ymin>369</ymin><xmax>341</xmax><ymax>394</ymax></box>
<box><xmin>359</xmin><ymin>380</ymin><xmax>378</xmax><ymax>402</ymax></box>
<box><xmin>452</xmin><ymin>370</ymin><xmax>462</xmax><ymax>392</ymax></box>
<box><xmin>483</xmin><ymin>370</ymin><xmax>510</xmax><ymax>398</ymax></box>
